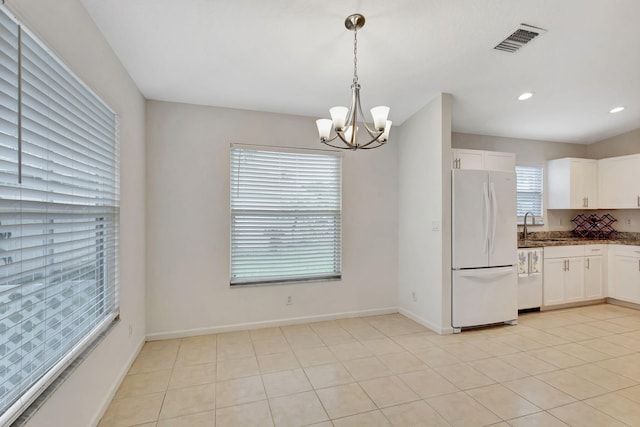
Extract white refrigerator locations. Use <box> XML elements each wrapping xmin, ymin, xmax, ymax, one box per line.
<box><xmin>452</xmin><ymin>169</ymin><xmax>518</xmax><ymax>331</ymax></box>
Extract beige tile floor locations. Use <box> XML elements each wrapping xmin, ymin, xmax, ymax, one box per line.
<box><xmin>99</xmin><ymin>303</ymin><xmax>640</xmax><ymax>426</ymax></box>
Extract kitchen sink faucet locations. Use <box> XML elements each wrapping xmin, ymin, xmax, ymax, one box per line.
<box><xmin>523</xmin><ymin>211</ymin><xmax>535</xmax><ymax>240</ymax></box>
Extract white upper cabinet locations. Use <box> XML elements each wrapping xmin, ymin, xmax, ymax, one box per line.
<box><xmin>598</xmin><ymin>154</ymin><xmax>640</xmax><ymax>209</ymax></box>
<box><xmin>547</xmin><ymin>158</ymin><xmax>598</xmax><ymax>209</ymax></box>
<box><xmin>452</xmin><ymin>148</ymin><xmax>515</xmax><ymax>171</ymax></box>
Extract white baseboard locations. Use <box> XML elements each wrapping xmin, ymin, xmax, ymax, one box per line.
<box><xmin>146</xmin><ymin>307</ymin><xmax>399</xmax><ymax>341</ymax></box>
<box><xmin>398</xmin><ymin>307</ymin><xmax>454</xmax><ymax>335</ymax></box>
<box><xmin>90</xmin><ymin>338</ymin><xmax>145</xmax><ymax>426</ymax></box>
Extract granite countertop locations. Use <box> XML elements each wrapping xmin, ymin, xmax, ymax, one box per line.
<box><xmin>518</xmin><ymin>231</ymin><xmax>640</xmax><ymax>248</ymax></box>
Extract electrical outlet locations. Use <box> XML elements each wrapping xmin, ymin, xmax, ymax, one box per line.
<box><xmin>627</xmin><ymin>219</ymin><xmax>632</xmax><ymax>225</ymax></box>
<box><xmin>432</xmin><ymin>221</ymin><xmax>441</xmax><ymax>231</ymax></box>
<box><xmin>286</xmin><ymin>296</ymin><xmax>292</xmax><ymax>305</ymax></box>
<box><xmin>412</xmin><ymin>291</ymin><xmax>417</xmax><ymax>302</ymax></box>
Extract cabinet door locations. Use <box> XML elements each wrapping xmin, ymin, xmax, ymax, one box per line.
<box><xmin>485</xmin><ymin>152</ymin><xmax>515</xmax><ymax>171</ymax></box>
<box><xmin>598</xmin><ymin>156</ymin><xmax>640</xmax><ymax>208</ymax></box>
<box><xmin>564</xmin><ymin>257</ymin><xmax>585</xmax><ymax>302</ymax></box>
<box><xmin>543</xmin><ymin>258</ymin><xmax>566</xmax><ymax>306</ymax></box>
<box><xmin>570</xmin><ymin>159</ymin><xmax>597</xmax><ymax>209</ymax></box>
<box><xmin>452</xmin><ymin>149</ymin><xmax>483</xmax><ymax>170</ymax></box>
<box><xmin>584</xmin><ymin>255</ymin><xmax>603</xmax><ymax>299</ymax></box>
<box><xmin>611</xmin><ymin>255</ymin><xmax>640</xmax><ymax>303</ymax></box>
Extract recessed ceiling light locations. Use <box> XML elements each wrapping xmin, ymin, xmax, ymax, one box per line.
<box><xmin>610</xmin><ymin>106</ymin><xmax>625</xmax><ymax>114</ymax></box>
<box><xmin>518</xmin><ymin>92</ymin><xmax>533</xmax><ymax>101</ymax></box>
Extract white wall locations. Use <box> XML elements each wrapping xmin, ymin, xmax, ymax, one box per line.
<box><xmin>397</xmin><ymin>93</ymin><xmax>453</xmax><ymax>334</ymax></box>
<box><xmin>145</xmin><ymin>101</ymin><xmax>398</xmax><ymax>338</ymax></box>
<box><xmin>4</xmin><ymin>1</ymin><xmax>147</xmax><ymax>426</ymax></box>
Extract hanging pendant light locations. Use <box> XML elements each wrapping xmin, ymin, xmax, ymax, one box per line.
<box><xmin>316</xmin><ymin>14</ymin><xmax>391</xmax><ymax>150</ymax></box>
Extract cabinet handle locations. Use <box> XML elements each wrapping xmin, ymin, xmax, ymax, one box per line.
<box><xmin>638</xmin><ymin>259</ymin><xmax>640</xmax><ymax>272</ymax></box>
<box><xmin>637</xmin><ymin>195</ymin><xmax>639</xmax><ymax>207</ymax></box>
<box><xmin>567</xmin><ymin>259</ymin><xmax>570</xmax><ymax>271</ymax></box>
<box><xmin>583</xmin><ymin>197</ymin><xmax>587</xmax><ymax>208</ymax></box>
<box><xmin>586</xmin><ymin>197</ymin><xmax>589</xmax><ymax>207</ymax></box>
<box><xmin>457</xmin><ymin>158</ymin><xmax>461</xmax><ymax>169</ymax></box>
<box><xmin>586</xmin><ymin>258</ymin><xmax>590</xmax><ymax>270</ymax></box>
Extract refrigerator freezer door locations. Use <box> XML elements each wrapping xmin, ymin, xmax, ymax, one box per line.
<box><xmin>452</xmin><ymin>266</ymin><xmax>518</xmax><ymax>328</ymax></box>
<box><xmin>452</xmin><ymin>170</ymin><xmax>490</xmax><ymax>269</ymax></box>
<box><xmin>488</xmin><ymin>171</ymin><xmax>517</xmax><ymax>267</ymax></box>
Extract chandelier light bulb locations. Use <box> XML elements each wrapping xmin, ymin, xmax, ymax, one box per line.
<box><xmin>344</xmin><ymin>126</ymin><xmax>356</xmax><ymax>144</ymax></box>
<box><xmin>330</xmin><ymin>106</ymin><xmax>349</xmax><ymax>130</ymax></box>
<box><xmin>316</xmin><ymin>119</ymin><xmax>333</xmax><ymax>140</ymax></box>
<box><xmin>370</xmin><ymin>106</ymin><xmax>390</xmax><ymax>131</ymax></box>
<box><xmin>380</xmin><ymin>120</ymin><xmax>392</xmax><ymax>142</ymax></box>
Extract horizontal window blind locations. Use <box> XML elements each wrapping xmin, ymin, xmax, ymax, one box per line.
<box><xmin>230</xmin><ymin>146</ymin><xmax>341</xmax><ymax>285</ymax></box>
<box><xmin>0</xmin><ymin>6</ymin><xmax>119</xmax><ymax>424</ymax></box>
<box><xmin>516</xmin><ymin>165</ymin><xmax>543</xmax><ymax>219</ymax></box>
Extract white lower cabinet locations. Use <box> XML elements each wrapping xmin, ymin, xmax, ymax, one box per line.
<box><xmin>564</xmin><ymin>257</ymin><xmax>585</xmax><ymax>302</ymax></box>
<box><xmin>543</xmin><ymin>245</ymin><xmax>605</xmax><ymax>307</ymax></box>
<box><xmin>609</xmin><ymin>245</ymin><xmax>640</xmax><ymax>304</ymax></box>
<box><xmin>584</xmin><ymin>254</ymin><xmax>604</xmax><ymax>299</ymax></box>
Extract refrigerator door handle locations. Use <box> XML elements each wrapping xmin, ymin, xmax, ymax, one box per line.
<box><xmin>490</xmin><ymin>182</ymin><xmax>498</xmax><ymax>254</ymax></box>
<box><xmin>482</xmin><ymin>182</ymin><xmax>490</xmax><ymax>254</ymax></box>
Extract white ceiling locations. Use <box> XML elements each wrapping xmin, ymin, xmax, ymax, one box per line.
<box><xmin>82</xmin><ymin>0</ymin><xmax>640</xmax><ymax>144</ymax></box>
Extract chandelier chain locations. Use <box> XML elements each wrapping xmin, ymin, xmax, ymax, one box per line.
<box><xmin>353</xmin><ymin>26</ymin><xmax>358</xmax><ymax>85</ymax></box>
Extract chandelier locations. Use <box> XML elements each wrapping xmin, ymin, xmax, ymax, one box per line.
<box><xmin>316</xmin><ymin>14</ymin><xmax>392</xmax><ymax>150</ymax></box>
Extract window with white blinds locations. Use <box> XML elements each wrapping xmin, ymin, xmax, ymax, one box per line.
<box><xmin>230</xmin><ymin>146</ymin><xmax>342</xmax><ymax>285</ymax></box>
<box><xmin>516</xmin><ymin>165</ymin><xmax>544</xmax><ymax>222</ymax></box>
<box><xmin>0</xmin><ymin>7</ymin><xmax>118</xmax><ymax>424</ymax></box>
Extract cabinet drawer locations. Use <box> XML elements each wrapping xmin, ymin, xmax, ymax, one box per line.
<box><xmin>612</xmin><ymin>245</ymin><xmax>640</xmax><ymax>257</ymax></box>
<box><xmin>544</xmin><ymin>245</ymin><xmax>584</xmax><ymax>259</ymax></box>
<box><xmin>585</xmin><ymin>245</ymin><xmax>605</xmax><ymax>255</ymax></box>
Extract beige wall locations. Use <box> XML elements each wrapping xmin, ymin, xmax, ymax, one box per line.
<box><xmin>587</xmin><ymin>128</ymin><xmax>640</xmax><ymax>159</ymax></box>
<box><xmin>453</xmin><ymin>132</ymin><xmax>587</xmax><ymax>165</ymax></box>
<box><xmin>588</xmin><ymin>128</ymin><xmax>640</xmax><ymax>232</ymax></box>
<box><xmin>453</xmin><ymin>129</ymin><xmax>640</xmax><ymax>232</ymax></box>
<box><xmin>397</xmin><ymin>93</ymin><xmax>453</xmax><ymax>334</ymax></box>
<box><xmin>452</xmin><ymin>132</ymin><xmax>586</xmax><ymax>231</ymax></box>
<box><xmin>145</xmin><ymin>100</ymin><xmax>399</xmax><ymax>338</ymax></box>
<box><xmin>5</xmin><ymin>0</ymin><xmax>148</xmax><ymax>426</ymax></box>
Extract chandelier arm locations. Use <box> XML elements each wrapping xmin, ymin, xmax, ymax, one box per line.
<box><xmin>358</xmin><ymin>134</ymin><xmax>386</xmax><ymax>149</ymax></box>
<box><xmin>322</xmin><ymin>139</ymin><xmax>356</xmax><ymax>150</ymax></box>
<box><xmin>353</xmin><ymin>83</ymin><xmax>385</xmax><ymax>140</ymax></box>
<box><xmin>320</xmin><ymin>133</ymin><xmax>341</xmax><ymax>144</ymax></box>
<box><xmin>359</xmin><ymin>142</ymin><xmax>385</xmax><ymax>149</ymax></box>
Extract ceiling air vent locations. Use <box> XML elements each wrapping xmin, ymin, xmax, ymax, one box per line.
<box><xmin>494</xmin><ymin>24</ymin><xmax>547</xmax><ymax>53</ymax></box>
